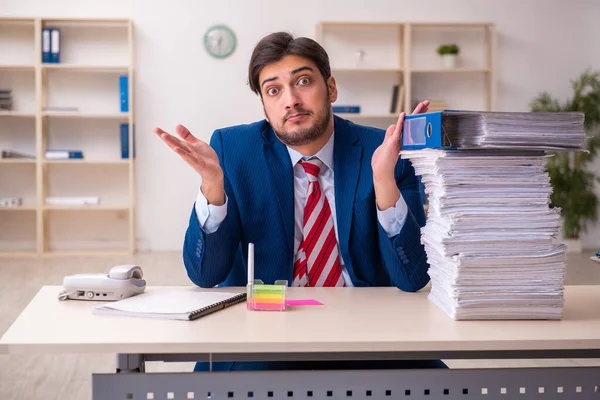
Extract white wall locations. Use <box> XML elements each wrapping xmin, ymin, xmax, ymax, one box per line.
<box><xmin>2</xmin><ymin>0</ymin><xmax>599</xmax><ymax>250</ymax></box>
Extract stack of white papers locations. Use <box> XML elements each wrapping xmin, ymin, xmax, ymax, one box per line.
<box><xmin>401</xmin><ymin>149</ymin><xmax>567</xmax><ymax>320</ymax></box>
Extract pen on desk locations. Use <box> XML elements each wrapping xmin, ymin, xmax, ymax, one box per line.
<box><xmin>247</xmin><ymin>242</ymin><xmax>254</xmax><ymax>309</ymax></box>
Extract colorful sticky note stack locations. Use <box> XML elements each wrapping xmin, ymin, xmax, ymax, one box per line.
<box><xmin>249</xmin><ymin>283</ymin><xmax>286</xmax><ymax>311</ymax></box>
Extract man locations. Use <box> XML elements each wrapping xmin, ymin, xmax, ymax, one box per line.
<box><xmin>155</xmin><ymin>32</ymin><xmax>441</xmax><ymax>370</ymax></box>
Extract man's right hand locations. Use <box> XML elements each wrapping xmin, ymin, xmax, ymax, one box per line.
<box><xmin>153</xmin><ymin>124</ymin><xmax>225</xmax><ymax>206</ymax></box>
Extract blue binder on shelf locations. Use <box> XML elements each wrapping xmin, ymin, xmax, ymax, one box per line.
<box><xmin>50</xmin><ymin>28</ymin><xmax>60</xmax><ymax>63</ymax></box>
<box><xmin>332</xmin><ymin>105</ymin><xmax>360</xmax><ymax>113</ymax></box>
<box><xmin>119</xmin><ymin>75</ymin><xmax>128</xmax><ymax>112</ymax></box>
<box><xmin>42</xmin><ymin>28</ymin><xmax>51</xmax><ymax>63</ymax></box>
<box><xmin>120</xmin><ymin>123</ymin><xmax>135</xmax><ymax>159</ymax></box>
<box><xmin>45</xmin><ymin>149</ymin><xmax>83</xmax><ymax>159</ymax></box>
<box><xmin>402</xmin><ymin>110</ymin><xmax>458</xmax><ymax>150</ymax></box>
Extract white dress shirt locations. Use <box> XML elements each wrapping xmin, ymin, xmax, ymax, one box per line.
<box><xmin>195</xmin><ymin>130</ymin><xmax>409</xmax><ymax>286</ymax></box>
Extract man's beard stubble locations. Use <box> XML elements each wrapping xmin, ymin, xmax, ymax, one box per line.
<box><xmin>269</xmin><ymin>101</ymin><xmax>332</xmax><ymax>147</ymax></box>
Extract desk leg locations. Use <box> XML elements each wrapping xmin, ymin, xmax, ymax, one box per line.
<box><xmin>116</xmin><ymin>353</ymin><xmax>145</xmax><ymax>373</ymax></box>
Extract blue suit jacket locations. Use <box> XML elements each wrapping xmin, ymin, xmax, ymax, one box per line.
<box><xmin>183</xmin><ymin>115</ymin><xmax>430</xmax><ymax>291</ymax></box>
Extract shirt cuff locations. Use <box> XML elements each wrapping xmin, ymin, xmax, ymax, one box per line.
<box><xmin>195</xmin><ymin>187</ymin><xmax>228</xmax><ymax>234</ymax></box>
<box><xmin>377</xmin><ymin>194</ymin><xmax>409</xmax><ymax>237</ymax></box>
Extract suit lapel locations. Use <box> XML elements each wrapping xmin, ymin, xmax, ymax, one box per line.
<box><xmin>333</xmin><ymin>116</ymin><xmax>362</xmax><ymax>264</ymax></box>
<box><xmin>262</xmin><ymin>124</ymin><xmax>295</xmax><ymax>259</ymax></box>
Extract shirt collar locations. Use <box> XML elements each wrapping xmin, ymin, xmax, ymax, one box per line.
<box><xmin>286</xmin><ymin>130</ymin><xmax>335</xmax><ymax>172</ymax></box>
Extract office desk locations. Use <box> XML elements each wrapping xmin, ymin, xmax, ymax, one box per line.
<box><xmin>2</xmin><ymin>285</ymin><xmax>600</xmax><ymax>399</ymax></box>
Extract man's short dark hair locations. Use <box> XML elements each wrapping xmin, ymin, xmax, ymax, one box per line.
<box><xmin>248</xmin><ymin>32</ymin><xmax>331</xmax><ymax>96</ymax></box>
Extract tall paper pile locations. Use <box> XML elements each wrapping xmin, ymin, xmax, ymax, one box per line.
<box><xmin>401</xmin><ymin>112</ymin><xmax>586</xmax><ymax>320</ymax></box>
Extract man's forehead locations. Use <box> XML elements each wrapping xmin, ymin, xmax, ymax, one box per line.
<box><xmin>259</xmin><ymin>55</ymin><xmax>316</xmax><ymax>81</ymax></box>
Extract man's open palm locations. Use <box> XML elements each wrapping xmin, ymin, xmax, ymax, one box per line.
<box><xmin>154</xmin><ymin>125</ymin><xmax>225</xmax><ymax>205</ymax></box>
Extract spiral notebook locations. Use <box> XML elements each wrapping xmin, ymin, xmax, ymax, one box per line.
<box><xmin>92</xmin><ymin>289</ymin><xmax>247</xmax><ymax>320</ymax></box>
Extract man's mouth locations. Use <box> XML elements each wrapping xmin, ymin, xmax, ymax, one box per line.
<box><xmin>287</xmin><ymin>113</ymin><xmax>309</xmax><ymax>122</ymax></box>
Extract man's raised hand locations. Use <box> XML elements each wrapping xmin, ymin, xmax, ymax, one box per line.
<box><xmin>153</xmin><ymin>125</ymin><xmax>225</xmax><ymax>205</ymax></box>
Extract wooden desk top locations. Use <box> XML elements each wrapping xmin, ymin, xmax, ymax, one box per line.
<box><xmin>2</xmin><ymin>285</ymin><xmax>600</xmax><ymax>355</ymax></box>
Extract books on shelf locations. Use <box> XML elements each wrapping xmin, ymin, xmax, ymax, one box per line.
<box><xmin>427</xmin><ymin>101</ymin><xmax>446</xmax><ymax>112</ymax></box>
<box><xmin>390</xmin><ymin>84</ymin><xmax>405</xmax><ymax>113</ymax></box>
<box><xmin>46</xmin><ymin>196</ymin><xmax>100</xmax><ymax>206</ymax></box>
<box><xmin>42</xmin><ymin>106</ymin><xmax>79</xmax><ymax>112</ymax></box>
<box><xmin>2</xmin><ymin>150</ymin><xmax>35</xmax><ymax>159</ymax></box>
<box><xmin>400</xmin><ymin>110</ymin><xmax>586</xmax><ymax>321</ymax></box>
<box><xmin>0</xmin><ymin>89</ymin><xmax>12</xmax><ymax>111</ymax></box>
<box><xmin>45</xmin><ymin>150</ymin><xmax>83</xmax><ymax>160</ymax></box>
<box><xmin>0</xmin><ymin>197</ymin><xmax>22</xmax><ymax>208</ymax></box>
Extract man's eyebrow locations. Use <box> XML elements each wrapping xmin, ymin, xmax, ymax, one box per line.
<box><xmin>291</xmin><ymin>66</ymin><xmax>314</xmax><ymax>75</ymax></box>
<box><xmin>261</xmin><ymin>76</ymin><xmax>278</xmax><ymax>88</ymax></box>
<box><xmin>261</xmin><ymin>66</ymin><xmax>315</xmax><ymax>89</ymax></box>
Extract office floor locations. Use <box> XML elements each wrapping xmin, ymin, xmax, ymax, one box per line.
<box><xmin>1</xmin><ymin>251</ymin><xmax>600</xmax><ymax>399</ymax></box>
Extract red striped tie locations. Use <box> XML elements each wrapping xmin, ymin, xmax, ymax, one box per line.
<box><xmin>292</xmin><ymin>158</ymin><xmax>345</xmax><ymax>287</ymax></box>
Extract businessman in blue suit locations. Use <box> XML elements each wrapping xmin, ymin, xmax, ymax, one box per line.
<box><xmin>155</xmin><ymin>32</ymin><xmax>443</xmax><ymax>370</ymax></box>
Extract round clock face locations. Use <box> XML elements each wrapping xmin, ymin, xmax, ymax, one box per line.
<box><xmin>204</xmin><ymin>25</ymin><xmax>236</xmax><ymax>58</ymax></box>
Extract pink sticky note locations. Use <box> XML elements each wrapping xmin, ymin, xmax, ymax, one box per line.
<box><xmin>286</xmin><ymin>299</ymin><xmax>323</xmax><ymax>306</ymax></box>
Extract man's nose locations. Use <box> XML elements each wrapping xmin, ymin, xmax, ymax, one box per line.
<box><xmin>284</xmin><ymin>88</ymin><xmax>301</xmax><ymax>109</ymax></box>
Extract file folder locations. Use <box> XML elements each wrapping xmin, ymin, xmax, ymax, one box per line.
<box><xmin>120</xmin><ymin>123</ymin><xmax>135</xmax><ymax>159</ymax></box>
<box><xmin>42</xmin><ymin>28</ymin><xmax>51</xmax><ymax>63</ymax></box>
<box><xmin>119</xmin><ymin>75</ymin><xmax>128</xmax><ymax>112</ymax></box>
<box><xmin>402</xmin><ymin>110</ymin><xmax>586</xmax><ymax>151</ymax></box>
<box><xmin>50</xmin><ymin>28</ymin><xmax>60</xmax><ymax>63</ymax></box>
<box><xmin>120</xmin><ymin>123</ymin><xmax>129</xmax><ymax>158</ymax></box>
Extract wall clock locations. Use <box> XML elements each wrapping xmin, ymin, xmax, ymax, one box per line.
<box><xmin>204</xmin><ymin>24</ymin><xmax>237</xmax><ymax>59</ymax></box>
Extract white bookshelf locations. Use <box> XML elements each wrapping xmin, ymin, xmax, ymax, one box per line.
<box><xmin>316</xmin><ymin>22</ymin><xmax>496</xmax><ymax>129</ymax></box>
<box><xmin>0</xmin><ymin>17</ymin><xmax>136</xmax><ymax>256</ymax></box>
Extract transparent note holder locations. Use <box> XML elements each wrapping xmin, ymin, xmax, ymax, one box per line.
<box><xmin>247</xmin><ymin>279</ymin><xmax>287</xmax><ymax>311</ymax></box>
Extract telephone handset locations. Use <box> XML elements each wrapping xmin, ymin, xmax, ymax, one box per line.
<box><xmin>58</xmin><ymin>264</ymin><xmax>146</xmax><ymax>301</ymax></box>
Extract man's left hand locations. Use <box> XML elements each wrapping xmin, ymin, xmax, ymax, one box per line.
<box><xmin>371</xmin><ymin>100</ymin><xmax>430</xmax><ymax>210</ymax></box>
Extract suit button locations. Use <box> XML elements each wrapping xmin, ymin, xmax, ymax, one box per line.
<box><xmin>402</xmin><ymin>258</ymin><xmax>410</xmax><ymax>265</ymax></box>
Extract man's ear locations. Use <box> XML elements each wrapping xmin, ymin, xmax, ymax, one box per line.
<box><xmin>327</xmin><ymin>76</ymin><xmax>338</xmax><ymax>103</ymax></box>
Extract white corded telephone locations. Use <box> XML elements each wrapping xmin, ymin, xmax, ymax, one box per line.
<box><xmin>58</xmin><ymin>265</ymin><xmax>146</xmax><ymax>301</ymax></box>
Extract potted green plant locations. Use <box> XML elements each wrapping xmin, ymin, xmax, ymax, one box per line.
<box><xmin>437</xmin><ymin>44</ymin><xmax>459</xmax><ymax>68</ymax></box>
<box><xmin>530</xmin><ymin>69</ymin><xmax>600</xmax><ymax>251</ymax></box>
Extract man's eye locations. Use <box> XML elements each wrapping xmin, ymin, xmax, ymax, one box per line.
<box><xmin>298</xmin><ymin>77</ymin><xmax>310</xmax><ymax>85</ymax></box>
<box><xmin>267</xmin><ymin>87</ymin><xmax>278</xmax><ymax>96</ymax></box>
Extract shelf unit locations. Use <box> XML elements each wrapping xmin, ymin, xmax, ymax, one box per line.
<box><xmin>0</xmin><ymin>17</ymin><xmax>135</xmax><ymax>256</ymax></box>
<box><xmin>316</xmin><ymin>22</ymin><xmax>496</xmax><ymax>129</ymax></box>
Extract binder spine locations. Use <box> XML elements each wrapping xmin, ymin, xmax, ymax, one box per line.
<box><xmin>332</xmin><ymin>105</ymin><xmax>360</xmax><ymax>114</ymax></box>
<box><xmin>42</xmin><ymin>28</ymin><xmax>51</xmax><ymax>63</ymax></box>
<box><xmin>50</xmin><ymin>28</ymin><xmax>60</xmax><ymax>63</ymax></box>
<box><xmin>119</xmin><ymin>75</ymin><xmax>128</xmax><ymax>112</ymax></box>
<box><xmin>120</xmin><ymin>123</ymin><xmax>129</xmax><ymax>159</ymax></box>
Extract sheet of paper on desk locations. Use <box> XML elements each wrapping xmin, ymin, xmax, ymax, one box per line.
<box><xmin>93</xmin><ymin>289</ymin><xmax>245</xmax><ymax>320</ymax></box>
